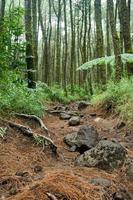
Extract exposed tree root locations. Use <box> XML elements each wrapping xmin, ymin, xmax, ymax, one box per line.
<box><xmin>15</xmin><ymin>113</ymin><xmax>48</xmax><ymax>133</ymax></box>
<box><xmin>0</xmin><ymin>118</ymin><xmax>57</xmax><ymax>155</ymax></box>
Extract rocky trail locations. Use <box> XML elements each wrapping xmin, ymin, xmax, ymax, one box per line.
<box><xmin>0</xmin><ymin>102</ymin><xmax>133</xmax><ymax>200</ymax></box>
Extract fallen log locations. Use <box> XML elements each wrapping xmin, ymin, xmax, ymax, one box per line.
<box><xmin>0</xmin><ymin>118</ymin><xmax>57</xmax><ymax>155</ymax></box>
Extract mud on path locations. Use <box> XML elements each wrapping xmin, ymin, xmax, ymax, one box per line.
<box><xmin>0</xmin><ymin>103</ymin><xmax>133</xmax><ymax>200</ymax></box>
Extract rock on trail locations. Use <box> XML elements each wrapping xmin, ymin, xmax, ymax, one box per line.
<box><xmin>78</xmin><ymin>101</ymin><xmax>91</xmax><ymax>111</ymax></box>
<box><xmin>64</xmin><ymin>125</ymin><xmax>99</xmax><ymax>154</ymax></box>
<box><xmin>68</xmin><ymin>116</ymin><xmax>80</xmax><ymax>126</ymax></box>
<box><xmin>75</xmin><ymin>139</ymin><xmax>127</xmax><ymax>170</ymax></box>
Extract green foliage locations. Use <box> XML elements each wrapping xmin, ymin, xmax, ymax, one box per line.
<box><xmin>0</xmin><ymin>7</ymin><xmax>25</xmax><ymax>72</ymax></box>
<box><xmin>92</xmin><ymin>78</ymin><xmax>133</xmax><ymax>123</ymax></box>
<box><xmin>77</xmin><ymin>53</ymin><xmax>133</xmax><ymax>71</ymax></box>
<box><xmin>47</xmin><ymin>85</ymin><xmax>88</xmax><ymax>103</ymax></box>
<box><xmin>0</xmin><ymin>70</ymin><xmax>46</xmax><ymax>117</ymax></box>
<box><xmin>33</xmin><ymin>135</ymin><xmax>45</xmax><ymax>146</ymax></box>
<box><xmin>0</xmin><ymin>70</ymin><xmax>89</xmax><ymax>117</ymax></box>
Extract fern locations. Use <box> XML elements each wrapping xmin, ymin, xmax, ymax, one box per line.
<box><xmin>77</xmin><ymin>53</ymin><xmax>133</xmax><ymax>71</ymax></box>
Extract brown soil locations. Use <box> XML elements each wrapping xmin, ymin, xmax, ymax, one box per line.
<box><xmin>0</xmin><ymin>103</ymin><xmax>133</xmax><ymax>200</ymax></box>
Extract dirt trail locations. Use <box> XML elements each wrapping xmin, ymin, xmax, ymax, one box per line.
<box><xmin>0</xmin><ymin>103</ymin><xmax>133</xmax><ymax>200</ymax></box>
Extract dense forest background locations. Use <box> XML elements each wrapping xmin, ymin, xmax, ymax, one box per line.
<box><xmin>0</xmin><ymin>0</ymin><xmax>133</xmax><ymax>121</ymax></box>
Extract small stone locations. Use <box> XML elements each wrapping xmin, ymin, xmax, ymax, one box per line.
<box><xmin>32</xmin><ymin>174</ymin><xmax>44</xmax><ymax>181</ymax></box>
<box><xmin>68</xmin><ymin>116</ymin><xmax>80</xmax><ymax>126</ymax></box>
<box><xmin>112</xmin><ymin>186</ymin><xmax>132</xmax><ymax>200</ymax></box>
<box><xmin>9</xmin><ymin>187</ymin><xmax>18</xmax><ymax>196</ymax></box>
<box><xmin>34</xmin><ymin>165</ymin><xmax>43</xmax><ymax>173</ymax></box>
<box><xmin>60</xmin><ymin>113</ymin><xmax>71</xmax><ymax>120</ymax></box>
<box><xmin>15</xmin><ymin>171</ymin><xmax>29</xmax><ymax>177</ymax></box>
<box><xmin>78</xmin><ymin>101</ymin><xmax>91</xmax><ymax>111</ymax></box>
<box><xmin>90</xmin><ymin>113</ymin><xmax>97</xmax><ymax>117</ymax></box>
<box><xmin>90</xmin><ymin>177</ymin><xmax>111</xmax><ymax>188</ymax></box>
<box><xmin>116</xmin><ymin>121</ymin><xmax>126</xmax><ymax>129</ymax></box>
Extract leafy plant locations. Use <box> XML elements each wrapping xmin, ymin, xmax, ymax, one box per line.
<box><xmin>92</xmin><ymin>78</ymin><xmax>133</xmax><ymax>123</ymax></box>
<box><xmin>0</xmin><ymin>7</ymin><xmax>25</xmax><ymax>72</ymax></box>
<box><xmin>77</xmin><ymin>53</ymin><xmax>133</xmax><ymax>71</ymax></box>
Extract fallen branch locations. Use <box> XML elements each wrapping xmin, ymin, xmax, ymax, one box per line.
<box><xmin>15</xmin><ymin>113</ymin><xmax>48</xmax><ymax>133</ymax></box>
<box><xmin>46</xmin><ymin>193</ymin><xmax>58</xmax><ymax>200</ymax></box>
<box><xmin>0</xmin><ymin>118</ymin><xmax>57</xmax><ymax>155</ymax></box>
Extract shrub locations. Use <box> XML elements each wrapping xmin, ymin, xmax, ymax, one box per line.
<box><xmin>92</xmin><ymin>78</ymin><xmax>133</xmax><ymax>123</ymax></box>
<box><xmin>0</xmin><ymin>70</ymin><xmax>46</xmax><ymax>117</ymax></box>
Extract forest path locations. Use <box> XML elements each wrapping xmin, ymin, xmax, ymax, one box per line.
<box><xmin>0</xmin><ymin>103</ymin><xmax>133</xmax><ymax>200</ymax></box>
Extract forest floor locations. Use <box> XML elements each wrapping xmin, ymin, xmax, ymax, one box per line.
<box><xmin>0</xmin><ymin>102</ymin><xmax>133</xmax><ymax>200</ymax></box>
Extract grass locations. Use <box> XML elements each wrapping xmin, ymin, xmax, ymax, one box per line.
<box><xmin>92</xmin><ymin>77</ymin><xmax>133</xmax><ymax>123</ymax></box>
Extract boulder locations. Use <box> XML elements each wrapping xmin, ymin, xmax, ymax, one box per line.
<box><xmin>78</xmin><ymin>101</ymin><xmax>90</xmax><ymax>111</ymax></box>
<box><xmin>60</xmin><ymin>113</ymin><xmax>71</xmax><ymax>120</ymax></box>
<box><xmin>64</xmin><ymin>125</ymin><xmax>99</xmax><ymax>154</ymax></box>
<box><xmin>68</xmin><ymin>116</ymin><xmax>80</xmax><ymax>126</ymax></box>
<box><xmin>75</xmin><ymin>139</ymin><xmax>127</xmax><ymax>170</ymax></box>
<box><xmin>64</xmin><ymin>132</ymin><xmax>77</xmax><ymax>147</ymax></box>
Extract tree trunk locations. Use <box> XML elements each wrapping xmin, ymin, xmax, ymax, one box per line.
<box><xmin>0</xmin><ymin>0</ymin><xmax>5</xmax><ymax>23</ymax></box>
<box><xmin>55</xmin><ymin>0</ymin><xmax>61</xmax><ymax>84</ymax></box>
<box><xmin>25</xmin><ymin>0</ymin><xmax>36</xmax><ymax>88</ymax></box>
<box><xmin>69</xmin><ymin>0</ymin><xmax>75</xmax><ymax>92</ymax></box>
<box><xmin>94</xmin><ymin>0</ymin><xmax>106</xmax><ymax>85</ymax></box>
<box><xmin>106</xmin><ymin>1</ymin><xmax>112</xmax><ymax>79</ymax></box>
<box><xmin>107</xmin><ymin>0</ymin><xmax>122</xmax><ymax>81</ymax></box>
<box><xmin>32</xmin><ymin>0</ymin><xmax>38</xmax><ymax>81</ymax></box>
<box><xmin>62</xmin><ymin>0</ymin><xmax>68</xmax><ymax>95</ymax></box>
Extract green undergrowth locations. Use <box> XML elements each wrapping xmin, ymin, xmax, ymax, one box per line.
<box><xmin>92</xmin><ymin>78</ymin><xmax>133</xmax><ymax>123</ymax></box>
<box><xmin>0</xmin><ymin>70</ymin><xmax>88</xmax><ymax>117</ymax></box>
<box><xmin>49</xmin><ymin>84</ymin><xmax>88</xmax><ymax>103</ymax></box>
<box><xmin>0</xmin><ymin>71</ymin><xmax>44</xmax><ymax>117</ymax></box>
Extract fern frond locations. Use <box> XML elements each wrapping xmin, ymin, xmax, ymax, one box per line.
<box><xmin>77</xmin><ymin>53</ymin><xmax>133</xmax><ymax>71</ymax></box>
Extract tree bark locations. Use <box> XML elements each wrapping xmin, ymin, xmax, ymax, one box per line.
<box><xmin>107</xmin><ymin>0</ymin><xmax>122</xmax><ymax>81</ymax></box>
<box><xmin>69</xmin><ymin>0</ymin><xmax>75</xmax><ymax>92</ymax></box>
<box><xmin>94</xmin><ymin>0</ymin><xmax>106</xmax><ymax>85</ymax></box>
<box><xmin>32</xmin><ymin>0</ymin><xmax>38</xmax><ymax>81</ymax></box>
<box><xmin>62</xmin><ymin>0</ymin><xmax>68</xmax><ymax>95</ymax></box>
<box><xmin>0</xmin><ymin>0</ymin><xmax>5</xmax><ymax>23</ymax></box>
<box><xmin>25</xmin><ymin>0</ymin><xmax>36</xmax><ymax>88</ymax></box>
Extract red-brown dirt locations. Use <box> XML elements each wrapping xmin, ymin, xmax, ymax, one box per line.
<box><xmin>0</xmin><ymin>103</ymin><xmax>133</xmax><ymax>200</ymax></box>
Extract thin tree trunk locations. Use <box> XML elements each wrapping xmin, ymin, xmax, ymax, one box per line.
<box><xmin>0</xmin><ymin>0</ymin><xmax>5</xmax><ymax>23</ymax></box>
<box><xmin>32</xmin><ymin>0</ymin><xmax>38</xmax><ymax>81</ymax></box>
<box><xmin>107</xmin><ymin>0</ymin><xmax>122</xmax><ymax>81</ymax></box>
<box><xmin>25</xmin><ymin>0</ymin><xmax>36</xmax><ymax>88</ymax></box>
<box><xmin>69</xmin><ymin>0</ymin><xmax>75</xmax><ymax>92</ymax></box>
<box><xmin>94</xmin><ymin>0</ymin><xmax>106</xmax><ymax>85</ymax></box>
<box><xmin>55</xmin><ymin>0</ymin><xmax>61</xmax><ymax>84</ymax></box>
<box><xmin>63</xmin><ymin>0</ymin><xmax>68</xmax><ymax>95</ymax></box>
